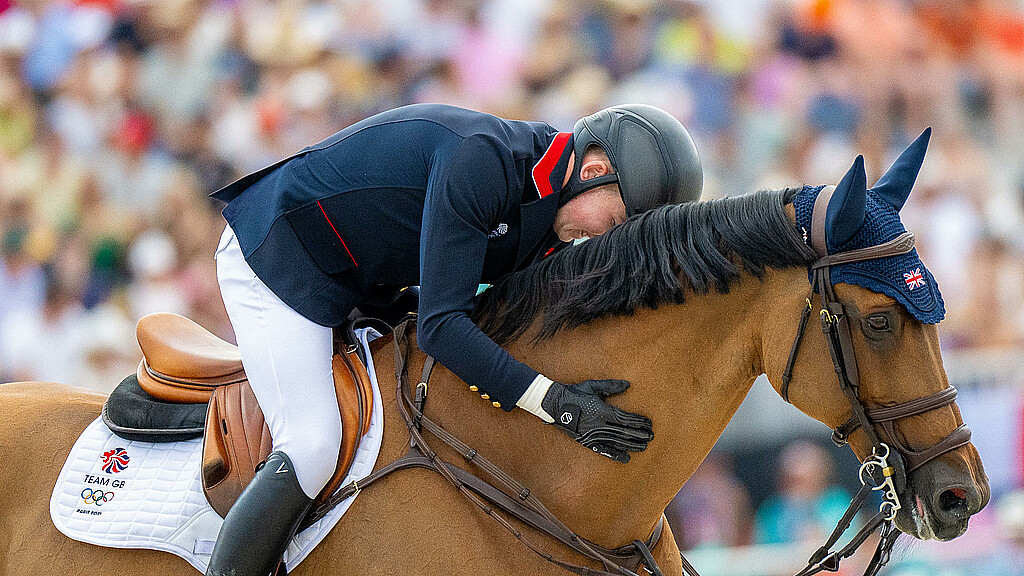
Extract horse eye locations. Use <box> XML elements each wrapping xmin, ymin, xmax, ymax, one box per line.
<box><xmin>867</xmin><ymin>316</ymin><xmax>890</xmax><ymax>331</ymax></box>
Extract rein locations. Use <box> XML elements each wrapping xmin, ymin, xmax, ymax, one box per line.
<box><xmin>301</xmin><ymin>319</ymin><xmax>671</xmax><ymax>576</ymax></box>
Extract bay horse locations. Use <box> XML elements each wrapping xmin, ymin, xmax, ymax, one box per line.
<box><xmin>0</xmin><ymin>181</ymin><xmax>988</xmax><ymax>575</ymax></box>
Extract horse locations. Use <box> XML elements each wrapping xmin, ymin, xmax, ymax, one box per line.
<box><xmin>1</xmin><ymin>172</ymin><xmax>989</xmax><ymax>575</ymax></box>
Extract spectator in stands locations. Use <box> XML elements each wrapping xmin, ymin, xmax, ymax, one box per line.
<box><xmin>754</xmin><ymin>441</ymin><xmax>853</xmax><ymax>545</ymax></box>
<box><xmin>665</xmin><ymin>452</ymin><xmax>753</xmax><ymax>550</ymax></box>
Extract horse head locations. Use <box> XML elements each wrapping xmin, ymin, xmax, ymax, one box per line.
<box><xmin>765</xmin><ymin>129</ymin><xmax>989</xmax><ymax>541</ymax></box>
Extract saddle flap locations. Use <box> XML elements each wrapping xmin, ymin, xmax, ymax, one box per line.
<box><xmin>202</xmin><ymin>381</ymin><xmax>273</xmax><ymax>518</ymax></box>
<box><xmin>200</xmin><ymin>349</ymin><xmax>373</xmax><ymax>518</ymax></box>
<box><xmin>314</xmin><ymin>353</ymin><xmax>363</xmax><ymax>510</ymax></box>
<box><xmin>346</xmin><ymin>348</ymin><xmax>374</xmax><ymax>437</ymax></box>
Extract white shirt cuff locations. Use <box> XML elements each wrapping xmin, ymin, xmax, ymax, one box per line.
<box><xmin>516</xmin><ymin>374</ymin><xmax>554</xmax><ymax>423</ymax></box>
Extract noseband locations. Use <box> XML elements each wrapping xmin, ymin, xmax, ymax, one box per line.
<box><xmin>777</xmin><ymin>187</ymin><xmax>973</xmax><ymax>576</ymax></box>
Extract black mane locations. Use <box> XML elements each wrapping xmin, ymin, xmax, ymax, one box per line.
<box><xmin>472</xmin><ymin>188</ymin><xmax>817</xmax><ymax>344</ymax></box>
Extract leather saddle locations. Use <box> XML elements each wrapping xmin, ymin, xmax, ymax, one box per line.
<box><xmin>133</xmin><ymin>313</ymin><xmax>374</xmax><ymax>518</ymax></box>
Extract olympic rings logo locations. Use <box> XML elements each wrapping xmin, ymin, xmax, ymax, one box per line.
<box><xmin>81</xmin><ymin>488</ymin><xmax>114</xmax><ymax>506</ymax></box>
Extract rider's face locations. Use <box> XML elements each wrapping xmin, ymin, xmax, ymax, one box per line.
<box><xmin>553</xmin><ymin>187</ymin><xmax>627</xmax><ymax>242</ymax></box>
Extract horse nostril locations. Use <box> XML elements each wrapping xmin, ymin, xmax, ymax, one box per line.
<box><xmin>938</xmin><ymin>488</ymin><xmax>969</xmax><ymax>518</ymax></box>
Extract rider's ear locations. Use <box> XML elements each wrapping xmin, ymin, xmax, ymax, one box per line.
<box><xmin>826</xmin><ymin>155</ymin><xmax>867</xmax><ymax>249</ymax></box>
<box><xmin>579</xmin><ymin>158</ymin><xmax>609</xmax><ymax>181</ymax></box>
<box><xmin>871</xmin><ymin>127</ymin><xmax>931</xmax><ymax>212</ymax></box>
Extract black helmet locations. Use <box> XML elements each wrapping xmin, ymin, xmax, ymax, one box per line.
<box><xmin>561</xmin><ymin>104</ymin><xmax>703</xmax><ymax>216</ymax></box>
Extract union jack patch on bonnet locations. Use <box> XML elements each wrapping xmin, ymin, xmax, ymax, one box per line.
<box><xmin>903</xmin><ymin>268</ymin><xmax>926</xmax><ymax>290</ymax></box>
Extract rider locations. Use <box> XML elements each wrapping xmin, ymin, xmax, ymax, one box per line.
<box><xmin>207</xmin><ymin>103</ymin><xmax>702</xmax><ymax>576</ymax></box>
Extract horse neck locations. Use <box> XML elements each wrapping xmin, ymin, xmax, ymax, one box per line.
<box><xmin>394</xmin><ymin>267</ymin><xmax>804</xmax><ymax>549</ymax></box>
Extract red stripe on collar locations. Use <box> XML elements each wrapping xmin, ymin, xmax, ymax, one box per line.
<box><xmin>531</xmin><ymin>132</ymin><xmax>572</xmax><ymax>200</ymax></box>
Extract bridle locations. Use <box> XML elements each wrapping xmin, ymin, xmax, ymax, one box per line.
<box><xmin>778</xmin><ymin>186</ymin><xmax>973</xmax><ymax>576</ymax></box>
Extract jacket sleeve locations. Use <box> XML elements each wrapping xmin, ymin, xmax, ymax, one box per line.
<box><xmin>417</xmin><ymin>135</ymin><xmax>538</xmax><ymax>410</ymax></box>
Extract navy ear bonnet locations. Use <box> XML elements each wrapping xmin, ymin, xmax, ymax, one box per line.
<box><xmin>793</xmin><ymin>129</ymin><xmax>945</xmax><ymax>324</ymax></box>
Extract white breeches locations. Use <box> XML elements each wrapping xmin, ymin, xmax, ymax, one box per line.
<box><xmin>215</xmin><ymin>225</ymin><xmax>342</xmax><ymax>499</ymax></box>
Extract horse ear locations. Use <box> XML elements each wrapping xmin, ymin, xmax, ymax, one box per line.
<box><xmin>825</xmin><ymin>155</ymin><xmax>867</xmax><ymax>249</ymax></box>
<box><xmin>871</xmin><ymin>127</ymin><xmax>931</xmax><ymax>211</ymax></box>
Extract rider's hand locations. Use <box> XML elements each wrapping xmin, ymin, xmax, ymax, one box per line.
<box><xmin>540</xmin><ymin>379</ymin><xmax>653</xmax><ymax>463</ymax></box>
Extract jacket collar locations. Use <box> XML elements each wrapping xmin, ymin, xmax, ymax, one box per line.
<box><xmin>516</xmin><ymin>132</ymin><xmax>573</xmax><ymax>267</ymax></box>
<box><xmin>530</xmin><ymin>132</ymin><xmax>573</xmax><ymax>201</ymax></box>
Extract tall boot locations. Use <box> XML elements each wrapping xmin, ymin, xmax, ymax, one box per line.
<box><xmin>206</xmin><ymin>451</ymin><xmax>314</xmax><ymax>576</ymax></box>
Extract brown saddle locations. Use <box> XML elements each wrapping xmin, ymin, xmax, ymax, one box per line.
<box><xmin>135</xmin><ymin>313</ymin><xmax>374</xmax><ymax>518</ymax></box>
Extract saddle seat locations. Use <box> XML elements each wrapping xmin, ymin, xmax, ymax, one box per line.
<box><xmin>128</xmin><ymin>313</ymin><xmax>374</xmax><ymax>518</ymax></box>
<box><xmin>136</xmin><ymin>314</ymin><xmax>246</xmax><ymax>403</ymax></box>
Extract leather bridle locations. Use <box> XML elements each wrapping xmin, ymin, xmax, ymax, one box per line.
<box><xmin>778</xmin><ymin>186</ymin><xmax>973</xmax><ymax>576</ymax></box>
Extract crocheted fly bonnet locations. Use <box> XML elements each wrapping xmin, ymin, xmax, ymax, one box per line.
<box><xmin>794</xmin><ymin>129</ymin><xmax>945</xmax><ymax>324</ymax></box>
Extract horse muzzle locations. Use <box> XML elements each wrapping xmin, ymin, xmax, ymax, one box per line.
<box><xmin>896</xmin><ymin>455</ymin><xmax>989</xmax><ymax>541</ymax></box>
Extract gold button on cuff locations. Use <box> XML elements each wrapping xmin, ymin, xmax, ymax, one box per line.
<box><xmin>481</xmin><ymin>394</ymin><xmax>490</xmax><ymax>400</ymax></box>
<box><xmin>492</xmin><ymin>401</ymin><xmax>501</xmax><ymax>408</ymax></box>
<box><xmin>469</xmin><ymin>385</ymin><xmax>478</xmax><ymax>392</ymax></box>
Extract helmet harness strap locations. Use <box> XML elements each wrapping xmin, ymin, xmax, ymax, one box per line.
<box><xmin>559</xmin><ymin>171</ymin><xmax>619</xmax><ymax>207</ymax></box>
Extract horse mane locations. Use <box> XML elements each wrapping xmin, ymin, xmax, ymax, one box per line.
<box><xmin>472</xmin><ymin>187</ymin><xmax>818</xmax><ymax>344</ymax></box>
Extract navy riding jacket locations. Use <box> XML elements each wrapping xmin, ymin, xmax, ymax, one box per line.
<box><xmin>211</xmin><ymin>104</ymin><xmax>574</xmax><ymax>410</ymax></box>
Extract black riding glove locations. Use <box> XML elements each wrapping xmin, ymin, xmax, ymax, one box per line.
<box><xmin>540</xmin><ymin>379</ymin><xmax>653</xmax><ymax>463</ymax></box>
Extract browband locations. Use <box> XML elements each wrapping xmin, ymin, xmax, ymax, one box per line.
<box><xmin>811</xmin><ymin>232</ymin><xmax>916</xmax><ymax>269</ymax></box>
<box><xmin>807</xmin><ymin>184</ymin><xmax>916</xmax><ymax>269</ymax></box>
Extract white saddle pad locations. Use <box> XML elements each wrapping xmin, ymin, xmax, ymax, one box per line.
<box><xmin>50</xmin><ymin>328</ymin><xmax>386</xmax><ymax>573</ymax></box>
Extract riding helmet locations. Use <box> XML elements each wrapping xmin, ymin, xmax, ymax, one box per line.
<box><xmin>561</xmin><ymin>104</ymin><xmax>703</xmax><ymax>215</ymax></box>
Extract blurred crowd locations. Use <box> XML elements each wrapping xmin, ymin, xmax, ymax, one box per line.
<box><xmin>2</xmin><ymin>0</ymin><xmax>1024</xmax><ymax>386</ymax></box>
<box><xmin>2</xmin><ymin>0</ymin><xmax>1024</xmax><ymax>571</ymax></box>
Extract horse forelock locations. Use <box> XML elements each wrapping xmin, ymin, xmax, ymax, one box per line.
<box><xmin>473</xmin><ymin>187</ymin><xmax>818</xmax><ymax>344</ymax></box>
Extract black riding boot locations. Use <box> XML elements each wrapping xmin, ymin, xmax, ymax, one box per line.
<box><xmin>206</xmin><ymin>451</ymin><xmax>314</xmax><ymax>576</ymax></box>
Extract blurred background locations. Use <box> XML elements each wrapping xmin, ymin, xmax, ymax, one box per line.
<box><xmin>1</xmin><ymin>0</ymin><xmax>1022</xmax><ymax>573</ymax></box>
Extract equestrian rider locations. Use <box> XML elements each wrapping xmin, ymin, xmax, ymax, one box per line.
<box><xmin>207</xmin><ymin>103</ymin><xmax>703</xmax><ymax>576</ymax></box>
